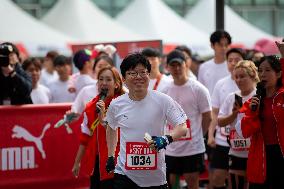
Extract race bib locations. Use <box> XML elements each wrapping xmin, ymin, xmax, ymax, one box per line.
<box><xmin>125</xmin><ymin>142</ymin><xmax>157</xmax><ymax>170</ymax></box>
<box><xmin>229</xmin><ymin>129</ymin><xmax>250</xmax><ymax>151</ymax></box>
<box><xmin>220</xmin><ymin>125</ymin><xmax>230</xmax><ymax>136</ymax></box>
<box><xmin>166</xmin><ymin>119</ymin><xmax>191</xmax><ymax>141</ymax></box>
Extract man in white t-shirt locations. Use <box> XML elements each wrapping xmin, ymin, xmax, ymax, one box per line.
<box><xmin>175</xmin><ymin>45</ymin><xmax>197</xmax><ymax>80</ymax></box>
<box><xmin>162</xmin><ymin>50</ymin><xmax>212</xmax><ymax>189</ymax></box>
<box><xmin>22</xmin><ymin>58</ymin><xmax>51</xmax><ymax>104</ymax></box>
<box><xmin>105</xmin><ymin>53</ymin><xmax>188</xmax><ymax>188</ymax></box>
<box><xmin>48</xmin><ymin>55</ymin><xmax>76</xmax><ymax>103</ymax></box>
<box><xmin>197</xmin><ymin>30</ymin><xmax>232</xmax><ymax>189</ymax></box>
<box><xmin>198</xmin><ymin>30</ymin><xmax>232</xmax><ymax>96</ymax></box>
<box><xmin>141</xmin><ymin>47</ymin><xmax>172</xmax><ymax>92</ymax></box>
<box><xmin>72</xmin><ymin>49</ymin><xmax>96</xmax><ymax>95</ymax></box>
<box><xmin>39</xmin><ymin>51</ymin><xmax>59</xmax><ymax>87</ymax></box>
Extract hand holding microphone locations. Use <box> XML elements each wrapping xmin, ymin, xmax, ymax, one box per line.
<box><xmin>251</xmin><ymin>82</ymin><xmax>265</xmax><ymax>112</ymax></box>
<box><xmin>96</xmin><ymin>88</ymin><xmax>108</xmax><ymax>113</ymax></box>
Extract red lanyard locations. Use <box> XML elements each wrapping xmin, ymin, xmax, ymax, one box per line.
<box><xmin>153</xmin><ymin>74</ymin><xmax>162</xmax><ymax>90</ymax></box>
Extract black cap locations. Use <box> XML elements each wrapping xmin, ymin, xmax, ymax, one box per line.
<box><xmin>167</xmin><ymin>50</ymin><xmax>186</xmax><ymax>65</ymax></box>
<box><xmin>1</xmin><ymin>42</ymin><xmax>19</xmax><ymax>58</ymax></box>
<box><xmin>0</xmin><ymin>43</ymin><xmax>14</xmax><ymax>67</ymax></box>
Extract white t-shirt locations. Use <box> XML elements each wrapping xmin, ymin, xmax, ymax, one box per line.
<box><xmin>219</xmin><ymin>90</ymin><xmax>255</xmax><ymax>158</ymax></box>
<box><xmin>198</xmin><ymin>59</ymin><xmax>230</xmax><ymax>96</ymax></box>
<box><xmin>39</xmin><ymin>69</ymin><xmax>58</xmax><ymax>87</ymax></box>
<box><xmin>106</xmin><ymin>90</ymin><xmax>187</xmax><ymax>187</ymax></box>
<box><xmin>211</xmin><ymin>75</ymin><xmax>239</xmax><ymax>147</ymax></box>
<box><xmin>189</xmin><ymin>70</ymin><xmax>197</xmax><ymax>80</ymax></box>
<box><xmin>148</xmin><ymin>74</ymin><xmax>172</xmax><ymax>92</ymax></box>
<box><xmin>73</xmin><ymin>74</ymin><xmax>96</xmax><ymax>95</ymax></box>
<box><xmin>71</xmin><ymin>84</ymin><xmax>98</xmax><ymax>114</ymax></box>
<box><xmin>48</xmin><ymin>79</ymin><xmax>76</xmax><ymax>103</ymax></box>
<box><xmin>31</xmin><ymin>84</ymin><xmax>51</xmax><ymax>104</ymax></box>
<box><xmin>163</xmin><ymin>79</ymin><xmax>212</xmax><ymax>156</ymax></box>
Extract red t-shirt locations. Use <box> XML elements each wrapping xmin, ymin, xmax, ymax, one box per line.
<box><xmin>261</xmin><ymin>96</ymin><xmax>278</xmax><ymax>145</ymax></box>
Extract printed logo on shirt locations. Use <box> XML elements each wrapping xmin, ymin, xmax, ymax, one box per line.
<box><xmin>119</xmin><ymin>114</ymin><xmax>128</xmax><ymax>122</ymax></box>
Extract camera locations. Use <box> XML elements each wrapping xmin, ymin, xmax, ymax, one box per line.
<box><xmin>0</xmin><ymin>44</ymin><xmax>13</xmax><ymax>67</ymax></box>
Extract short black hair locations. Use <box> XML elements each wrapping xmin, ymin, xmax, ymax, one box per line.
<box><xmin>22</xmin><ymin>58</ymin><xmax>42</xmax><ymax>71</ymax></box>
<box><xmin>210</xmin><ymin>30</ymin><xmax>232</xmax><ymax>45</ymax></box>
<box><xmin>141</xmin><ymin>47</ymin><xmax>161</xmax><ymax>58</ymax></box>
<box><xmin>226</xmin><ymin>48</ymin><xmax>246</xmax><ymax>59</ymax></box>
<box><xmin>175</xmin><ymin>45</ymin><xmax>192</xmax><ymax>58</ymax></box>
<box><xmin>120</xmin><ymin>52</ymin><xmax>151</xmax><ymax>78</ymax></box>
<box><xmin>54</xmin><ymin>55</ymin><xmax>71</xmax><ymax>67</ymax></box>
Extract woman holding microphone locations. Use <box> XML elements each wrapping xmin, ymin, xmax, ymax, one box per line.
<box><xmin>238</xmin><ymin>41</ymin><xmax>284</xmax><ymax>189</ymax></box>
<box><xmin>72</xmin><ymin>66</ymin><xmax>125</xmax><ymax>189</ymax></box>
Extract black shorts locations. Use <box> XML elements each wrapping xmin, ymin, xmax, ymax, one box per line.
<box><xmin>113</xmin><ymin>173</ymin><xmax>168</xmax><ymax>189</ymax></box>
<box><xmin>165</xmin><ymin>153</ymin><xmax>204</xmax><ymax>174</ymax></box>
<box><xmin>211</xmin><ymin>145</ymin><xmax>230</xmax><ymax>170</ymax></box>
<box><xmin>229</xmin><ymin>155</ymin><xmax>247</xmax><ymax>171</ymax></box>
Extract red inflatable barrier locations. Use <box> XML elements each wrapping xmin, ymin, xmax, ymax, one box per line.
<box><xmin>0</xmin><ymin>104</ymin><xmax>89</xmax><ymax>189</ymax></box>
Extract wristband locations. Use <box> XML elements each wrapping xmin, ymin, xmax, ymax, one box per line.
<box><xmin>165</xmin><ymin>135</ymin><xmax>173</xmax><ymax>144</ymax></box>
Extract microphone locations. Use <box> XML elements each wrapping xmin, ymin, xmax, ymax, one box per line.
<box><xmin>96</xmin><ymin>88</ymin><xmax>108</xmax><ymax>113</ymax></box>
<box><xmin>251</xmin><ymin>82</ymin><xmax>265</xmax><ymax>112</ymax></box>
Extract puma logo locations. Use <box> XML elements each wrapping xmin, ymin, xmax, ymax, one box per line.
<box><xmin>12</xmin><ymin>123</ymin><xmax>50</xmax><ymax>159</ymax></box>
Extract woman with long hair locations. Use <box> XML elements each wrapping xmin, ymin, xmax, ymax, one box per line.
<box><xmin>239</xmin><ymin>42</ymin><xmax>284</xmax><ymax>189</ymax></box>
<box><xmin>72</xmin><ymin>66</ymin><xmax>125</xmax><ymax>189</ymax></box>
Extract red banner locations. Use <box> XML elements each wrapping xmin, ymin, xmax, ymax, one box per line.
<box><xmin>0</xmin><ymin>104</ymin><xmax>89</xmax><ymax>189</ymax></box>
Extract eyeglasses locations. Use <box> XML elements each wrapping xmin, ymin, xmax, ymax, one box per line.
<box><xmin>126</xmin><ymin>70</ymin><xmax>149</xmax><ymax>78</ymax></box>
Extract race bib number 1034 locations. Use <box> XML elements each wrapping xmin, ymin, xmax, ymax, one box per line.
<box><xmin>125</xmin><ymin>142</ymin><xmax>157</xmax><ymax>170</ymax></box>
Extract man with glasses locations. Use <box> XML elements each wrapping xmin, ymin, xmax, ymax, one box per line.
<box><xmin>105</xmin><ymin>52</ymin><xmax>188</xmax><ymax>189</ymax></box>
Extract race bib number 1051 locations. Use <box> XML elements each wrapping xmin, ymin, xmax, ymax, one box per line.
<box><xmin>125</xmin><ymin>142</ymin><xmax>157</xmax><ymax>170</ymax></box>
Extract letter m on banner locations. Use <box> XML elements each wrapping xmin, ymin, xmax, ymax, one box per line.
<box><xmin>1</xmin><ymin>147</ymin><xmax>35</xmax><ymax>171</ymax></box>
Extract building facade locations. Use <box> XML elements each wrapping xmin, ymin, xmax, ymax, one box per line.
<box><xmin>12</xmin><ymin>0</ymin><xmax>284</xmax><ymax>36</ymax></box>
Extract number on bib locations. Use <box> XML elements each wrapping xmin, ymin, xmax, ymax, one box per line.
<box><xmin>125</xmin><ymin>142</ymin><xmax>157</xmax><ymax>170</ymax></box>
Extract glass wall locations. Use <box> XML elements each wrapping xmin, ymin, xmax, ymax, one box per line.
<box><xmin>227</xmin><ymin>0</ymin><xmax>284</xmax><ymax>36</ymax></box>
